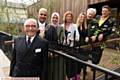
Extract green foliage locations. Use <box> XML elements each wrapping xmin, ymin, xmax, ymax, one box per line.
<box><xmin>0</xmin><ymin>0</ymin><xmax>26</xmax><ymax>35</ymax></box>
<box><xmin>109</xmin><ymin>52</ymin><xmax>120</xmax><ymax>65</ymax></box>
<box><xmin>0</xmin><ymin>23</ymin><xmax>22</xmax><ymax>35</ymax></box>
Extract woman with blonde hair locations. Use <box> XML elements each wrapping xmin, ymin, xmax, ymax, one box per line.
<box><xmin>61</xmin><ymin>11</ymin><xmax>79</xmax><ymax>80</ymax></box>
<box><xmin>76</xmin><ymin>12</ymin><xmax>89</xmax><ymax>80</ymax></box>
<box><xmin>76</xmin><ymin>13</ymin><xmax>87</xmax><ymax>30</ymax></box>
<box><xmin>62</xmin><ymin>11</ymin><xmax>79</xmax><ymax>46</ymax></box>
<box><xmin>76</xmin><ymin>12</ymin><xmax>88</xmax><ymax>44</ymax></box>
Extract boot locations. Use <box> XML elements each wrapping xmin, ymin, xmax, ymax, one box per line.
<box><xmin>76</xmin><ymin>74</ymin><xmax>80</xmax><ymax>80</ymax></box>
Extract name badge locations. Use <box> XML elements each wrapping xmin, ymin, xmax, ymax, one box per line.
<box><xmin>92</xmin><ymin>26</ymin><xmax>95</xmax><ymax>29</ymax></box>
<box><xmin>104</xmin><ymin>25</ymin><xmax>108</xmax><ymax>28</ymax></box>
<box><xmin>35</xmin><ymin>48</ymin><xmax>41</xmax><ymax>53</ymax></box>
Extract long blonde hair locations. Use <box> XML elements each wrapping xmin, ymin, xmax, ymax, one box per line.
<box><xmin>76</xmin><ymin>12</ymin><xmax>87</xmax><ymax>30</ymax></box>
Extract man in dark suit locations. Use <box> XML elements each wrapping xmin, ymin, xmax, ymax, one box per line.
<box><xmin>37</xmin><ymin>8</ymin><xmax>48</xmax><ymax>38</ymax></box>
<box><xmin>9</xmin><ymin>18</ymin><xmax>48</xmax><ymax>80</ymax></box>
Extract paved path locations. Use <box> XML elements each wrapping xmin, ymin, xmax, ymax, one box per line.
<box><xmin>0</xmin><ymin>49</ymin><xmax>10</xmax><ymax>77</ymax></box>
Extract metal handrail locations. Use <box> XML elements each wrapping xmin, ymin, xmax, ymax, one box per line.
<box><xmin>49</xmin><ymin>48</ymin><xmax>120</xmax><ymax>79</ymax></box>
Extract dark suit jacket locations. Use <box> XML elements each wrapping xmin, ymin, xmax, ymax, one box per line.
<box><xmin>9</xmin><ymin>35</ymin><xmax>48</xmax><ymax>79</ymax></box>
<box><xmin>96</xmin><ymin>15</ymin><xmax>116</xmax><ymax>39</ymax></box>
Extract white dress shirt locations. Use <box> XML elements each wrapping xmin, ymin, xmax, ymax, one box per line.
<box><xmin>61</xmin><ymin>23</ymin><xmax>80</xmax><ymax>46</ymax></box>
<box><xmin>38</xmin><ymin>21</ymin><xmax>46</xmax><ymax>32</ymax></box>
<box><xmin>26</xmin><ymin>35</ymin><xmax>35</xmax><ymax>43</ymax></box>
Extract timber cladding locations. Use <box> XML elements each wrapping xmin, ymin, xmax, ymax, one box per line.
<box><xmin>88</xmin><ymin>0</ymin><xmax>108</xmax><ymax>4</ymax></box>
<box><xmin>27</xmin><ymin>0</ymin><xmax>109</xmax><ymax>23</ymax></box>
<box><xmin>27</xmin><ymin>0</ymin><xmax>88</xmax><ymax>23</ymax></box>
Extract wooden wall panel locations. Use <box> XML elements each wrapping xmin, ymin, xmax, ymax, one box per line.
<box><xmin>89</xmin><ymin>0</ymin><xmax>108</xmax><ymax>4</ymax></box>
<box><xmin>27</xmin><ymin>0</ymin><xmax>88</xmax><ymax>23</ymax></box>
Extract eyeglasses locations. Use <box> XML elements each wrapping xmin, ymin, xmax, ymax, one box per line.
<box><xmin>40</xmin><ymin>13</ymin><xmax>47</xmax><ymax>16</ymax></box>
<box><xmin>25</xmin><ymin>25</ymin><xmax>36</xmax><ymax>28</ymax></box>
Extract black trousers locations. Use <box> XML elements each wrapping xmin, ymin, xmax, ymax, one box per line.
<box><xmin>66</xmin><ymin>49</ymin><xmax>89</xmax><ymax>78</ymax></box>
<box><xmin>91</xmin><ymin>46</ymin><xmax>104</xmax><ymax>64</ymax></box>
<box><xmin>76</xmin><ymin>49</ymin><xmax>89</xmax><ymax>75</ymax></box>
<box><xmin>66</xmin><ymin>58</ymin><xmax>77</xmax><ymax>78</ymax></box>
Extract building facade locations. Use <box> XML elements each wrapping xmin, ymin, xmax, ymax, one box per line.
<box><xmin>0</xmin><ymin>1</ymin><xmax>27</xmax><ymax>24</ymax></box>
<box><xmin>27</xmin><ymin>0</ymin><xmax>120</xmax><ymax>26</ymax></box>
<box><xmin>27</xmin><ymin>0</ymin><xmax>88</xmax><ymax>23</ymax></box>
<box><xmin>0</xmin><ymin>1</ymin><xmax>28</xmax><ymax>34</ymax></box>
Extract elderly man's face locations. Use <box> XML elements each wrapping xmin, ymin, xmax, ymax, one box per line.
<box><xmin>23</xmin><ymin>20</ymin><xmax>38</xmax><ymax>37</ymax></box>
<box><xmin>38</xmin><ymin>11</ymin><xmax>47</xmax><ymax>23</ymax></box>
<box><xmin>87</xmin><ymin>12</ymin><xmax>95</xmax><ymax>19</ymax></box>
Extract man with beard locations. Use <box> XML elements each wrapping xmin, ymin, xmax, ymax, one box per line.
<box><xmin>37</xmin><ymin>8</ymin><xmax>48</xmax><ymax>38</ymax></box>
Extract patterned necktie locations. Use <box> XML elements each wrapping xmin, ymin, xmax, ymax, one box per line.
<box><xmin>27</xmin><ymin>37</ymin><xmax>31</xmax><ymax>46</ymax></box>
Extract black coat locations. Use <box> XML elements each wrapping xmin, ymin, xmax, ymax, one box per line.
<box><xmin>96</xmin><ymin>15</ymin><xmax>116</xmax><ymax>39</ymax></box>
<box><xmin>45</xmin><ymin>25</ymin><xmax>58</xmax><ymax>42</ymax></box>
<box><xmin>9</xmin><ymin>35</ymin><xmax>48</xmax><ymax>79</ymax></box>
<box><xmin>45</xmin><ymin>25</ymin><xmax>64</xmax><ymax>48</ymax></box>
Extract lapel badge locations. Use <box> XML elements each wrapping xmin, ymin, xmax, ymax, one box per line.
<box><xmin>35</xmin><ymin>48</ymin><xmax>41</xmax><ymax>53</ymax></box>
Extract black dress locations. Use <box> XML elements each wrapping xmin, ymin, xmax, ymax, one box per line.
<box><xmin>76</xmin><ymin>27</ymin><xmax>89</xmax><ymax>75</ymax></box>
<box><xmin>45</xmin><ymin>24</ymin><xmax>65</xmax><ymax>80</ymax></box>
<box><xmin>78</xmin><ymin>27</ymin><xmax>88</xmax><ymax>46</ymax></box>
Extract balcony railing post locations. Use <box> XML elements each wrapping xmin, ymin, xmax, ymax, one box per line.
<box><xmin>105</xmin><ymin>74</ymin><xmax>108</xmax><ymax>80</ymax></box>
<box><xmin>83</xmin><ymin>65</ymin><xmax>87</xmax><ymax>80</ymax></box>
<box><xmin>92</xmin><ymin>69</ymin><xmax>96</xmax><ymax>80</ymax></box>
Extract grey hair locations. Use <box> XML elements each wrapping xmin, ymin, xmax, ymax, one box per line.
<box><xmin>87</xmin><ymin>8</ymin><xmax>97</xmax><ymax>15</ymax></box>
<box><xmin>24</xmin><ymin>18</ymin><xmax>37</xmax><ymax>27</ymax></box>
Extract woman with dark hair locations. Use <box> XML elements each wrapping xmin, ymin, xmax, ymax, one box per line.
<box><xmin>44</xmin><ymin>12</ymin><xmax>65</xmax><ymax>80</ymax></box>
<box><xmin>45</xmin><ymin>12</ymin><xmax>64</xmax><ymax>44</ymax></box>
